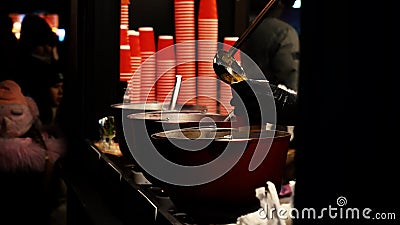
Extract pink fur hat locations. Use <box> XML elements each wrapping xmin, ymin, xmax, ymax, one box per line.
<box><xmin>0</xmin><ymin>80</ymin><xmax>28</xmax><ymax>106</ymax></box>
<box><xmin>0</xmin><ymin>80</ymin><xmax>66</xmax><ymax>172</ymax></box>
<box><xmin>0</xmin><ymin>80</ymin><xmax>39</xmax><ymax>138</ymax></box>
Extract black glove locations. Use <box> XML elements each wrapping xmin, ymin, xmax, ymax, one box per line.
<box><xmin>230</xmin><ymin>79</ymin><xmax>298</xmax><ymax>126</ymax></box>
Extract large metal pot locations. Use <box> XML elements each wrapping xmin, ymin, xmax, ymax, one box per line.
<box><xmin>123</xmin><ymin>111</ymin><xmax>233</xmax><ymax>186</ymax></box>
<box><xmin>149</xmin><ymin>127</ymin><xmax>291</xmax><ymax>224</ymax></box>
<box><xmin>126</xmin><ymin>111</ymin><xmax>232</xmax><ymax>137</ymax></box>
<box><xmin>111</xmin><ymin>103</ymin><xmax>206</xmax><ymax>162</ymax></box>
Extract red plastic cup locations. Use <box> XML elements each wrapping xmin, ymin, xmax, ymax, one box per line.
<box><xmin>139</xmin><ymin>27</ymin><xmax>156</xmax><ymax>53</ymax></box>
<box><xmin>128</xmin><ymin>30</ymin><xmax>140</xmax><ymax>56</ymax></box>
<box><xmin>198</xmin><ymin>0</ymin><xmax>218</xmax><ymax>19</ymax></box>
<box><xmin>120</xmin><ymin>45</ymin><xmax>131</xmax><ymax>73</ymax></box>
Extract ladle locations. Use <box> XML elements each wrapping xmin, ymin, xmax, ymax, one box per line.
<box><xmin>213</xmin><ymin>0</ymin><xmax>277</xmax><ymax>85</ymax></box>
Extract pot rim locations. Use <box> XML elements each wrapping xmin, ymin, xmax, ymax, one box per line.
<box><xmin>151</xmin><ymin>127</ymin><xmax>291</xmax><ymax>142</ymax></box>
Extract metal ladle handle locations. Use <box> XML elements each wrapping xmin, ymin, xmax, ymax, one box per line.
<box><xmin>229</xmin><ymin>0</ymin><xmax>277</xmax><ymax>56</ymax></box>
<box><xmin>213</xmin><ymin>0</ymin><xmax>278</xmax><ymax>85</ymax></box>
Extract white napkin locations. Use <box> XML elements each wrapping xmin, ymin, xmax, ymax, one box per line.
<box><xmin>236</xmin><ymin>181</ymin><xmax>296</xmax><ymax>225</ymax></box>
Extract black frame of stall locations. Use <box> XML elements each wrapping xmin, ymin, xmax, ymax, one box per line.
<box><xmin>2</xmin><ymin>0</ymin><xmax>396</xmax><ymax>224</ymax></box>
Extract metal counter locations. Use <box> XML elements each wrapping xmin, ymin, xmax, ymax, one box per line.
<box><xmin>63</xmin><ymin>140</ymin><xmax>194</xmax><ymax>225</ymax></box>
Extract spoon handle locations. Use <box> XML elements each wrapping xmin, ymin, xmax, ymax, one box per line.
<box><xmin>169</xmin><ymin>75</ymin><xmax>182</xmax><ymax>111</ymax></box>
<box><xmin>223</xmin><ymin>109</ymin><xmax>235</xmax><ymax>122</ymax></box>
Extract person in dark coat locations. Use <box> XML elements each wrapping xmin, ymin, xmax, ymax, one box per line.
<box><xmin>237</xmin><ymin>0</ymin><xmax>300</xmax><ymax>147</ymax></box>
<box><xmin>241</xmin><ymin>0</ymin><xmax>300</xmax><ymax>92</ymax></box>
<box><xmin>15</xmin><ymin>14</ymin><xmax>61</xmax><ymax>97</ymax></box>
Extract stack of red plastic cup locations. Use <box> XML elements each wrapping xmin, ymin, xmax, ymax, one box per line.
<box><xmin>156</xmin><ymin>35</ymin><xmax>176</xmax><ymax>104</ymax></box>
<box><xmin>197</xmin><ymin>0</ymin><xmax>219</xmax><ymax>113</ymax></box>
<box><xmin>120</xmin><ymin>20</ymin><xmax>131</xmax><ymax>82</ymax></box>
<box><xmin>174</xmin><ymin>0</ymin><xmax>197</xmax><ymax>106</ymax></box>
<box><xmin>120</xmin><ymin>44</ymin><xmax>131</xmax><ymax>83</ymax></box>
<box><xmin>120</xmin><ymin>2</ymin><xmax>129</xmax><ymax>27</ymax></box>
<box><xmin>219</xmin><ymin>37</ymin><xmax>240</xmax><ymax>115</ymax></box>
<box><xmin>139</xmin><ymin>27</ymin><xmax>157</xmax><ymax>103</ymax></box>
<box><xmin>127</xmin><ymin>30</ymin><xmax>141</xmax><ymax>103</ymax></box>
<box><xmin>120</xmin><ymin>22</ymin><xmax>130</xmax><ymax>85</ymax></box>
<box><xmin>120</xmin><ymin>24</ymin><xmax>129</xmax><ymax>45</ymax></box>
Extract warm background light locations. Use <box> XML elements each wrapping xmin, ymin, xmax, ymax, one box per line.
<box><xmin>9</xmin><ymin>13</ymin><xmax>65</xmax><ymax>42</ymax></box>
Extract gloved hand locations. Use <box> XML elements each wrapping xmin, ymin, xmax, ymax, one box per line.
<box><xmin>230</xmin><ymin>79</ymin><xmax>298</xmax><ymax>126</ymax></box>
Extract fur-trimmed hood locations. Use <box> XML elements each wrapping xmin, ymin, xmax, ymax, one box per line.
<box><xmin>0</xmin><ymin>132</ymin><xmax>66</xmax><ymax>172</ymax></box>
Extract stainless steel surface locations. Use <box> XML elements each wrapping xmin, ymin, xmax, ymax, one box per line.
<box><xmin>111</xmin><ymin>102</ymin><xmax>167</xmax><ymax>111</ymax></box>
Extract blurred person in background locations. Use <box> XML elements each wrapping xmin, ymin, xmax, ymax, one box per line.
<box><xmin>33</xmin><ymin>65</ymin><xmax>65</xmax><ymax>136</ymax></box>
<box><xmin>241</xmin><ymin>0</ymin><xmax>300</xmax><ymax>92</ymax></box>
<box><xmin>15</xmin><ymin>14</ymin><xmax>61</xmax><ymax>97</ymax></box>
<box><xmin>13</xmin><ymin>14</ymin><xmax>66</xmax><ymax>135</ymax></box>
<box><xmin>10</xmin><ymin>15</ymin><xmax>68</xmax><ymax>225</ymax></box>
